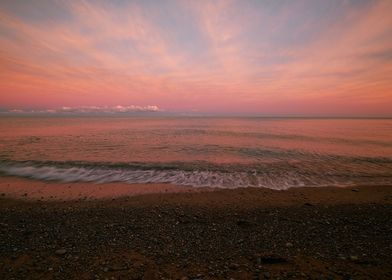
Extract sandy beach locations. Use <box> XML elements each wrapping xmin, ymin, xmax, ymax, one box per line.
<box><xmin>1</xmin><ymin>177</ymin><xmax>392</xmax><ymax>279</ymax></box>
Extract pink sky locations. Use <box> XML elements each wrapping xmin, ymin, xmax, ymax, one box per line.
<box><xmin>0</xmin><ymin>0</ymin><xmax>391</xmax><ymax>116</ymax></box>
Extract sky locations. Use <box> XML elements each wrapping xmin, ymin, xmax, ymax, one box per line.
<box><xmin>0</xmin><ymin>0</ymin><xmax>391</xmax><ymax>116</ymax></box>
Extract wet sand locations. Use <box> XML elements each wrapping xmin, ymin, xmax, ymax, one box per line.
<box><xmin>1</xmin><ymin>176</ymin><xmax>391</xmax><ymax>206</ymax></box>
<box><xmin>0</xmin><ymin>176</ymin><xmax>205</xmax><ymax>201</ymax></box>
<box><xmin>1</xmin><ymin>177</ymin><xmax>392</xmax><ymax>279</ymax></box>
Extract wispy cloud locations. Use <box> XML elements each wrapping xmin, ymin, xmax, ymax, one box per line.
<box><xmin>0</xmin><ymin>0</ymin><xmax>391</xmax><ymax>115</ymax></box>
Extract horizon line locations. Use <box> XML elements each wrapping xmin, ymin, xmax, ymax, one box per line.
<box><xmin>1</xmin><ymin>111</ymin><xmax>392</xmax><ymax>119</ymax></box>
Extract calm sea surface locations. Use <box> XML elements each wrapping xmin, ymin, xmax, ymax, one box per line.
<box><xmin>1</xmin><ymin>117</ymin><xmax>392</xmax><ymax>189</ymax></box>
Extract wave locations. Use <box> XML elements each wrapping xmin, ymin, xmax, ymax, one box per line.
<box><xmin>167</xmin><ymin>129</ymin><xmax>392</xmax><ymax>148</ymax></box>
<box><xmin>1</xmin><ymin>159</ymin><xmax>392</xmax><ymax>190</ymax></box>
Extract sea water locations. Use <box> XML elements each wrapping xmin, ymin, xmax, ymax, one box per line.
<box><xmin>1</xmin><ymin>117</ymin><xmax>391</xmax><ymax>190</ymax></box>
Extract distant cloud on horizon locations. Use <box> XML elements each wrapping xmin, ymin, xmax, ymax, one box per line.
<box><xmin>4</xmin><ymin>105</ymin><xmax>161</xmax><ymax>114</ymax></box>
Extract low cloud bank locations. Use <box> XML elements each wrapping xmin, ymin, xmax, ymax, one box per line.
<box><xmin>5</xmin><ymin>105</ymin><xmax>161</xmax><ymax>114</ymax></box>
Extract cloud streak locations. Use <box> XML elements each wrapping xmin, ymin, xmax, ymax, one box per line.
<box><xmin>0</xmin><ymin>0</ymin><xmax>391</xmax><ymax>115</ymax></box>
<box><xmin>5</xmin><ymin>105</ymin><xmax>160</xmax><ymax>114</ymax></box>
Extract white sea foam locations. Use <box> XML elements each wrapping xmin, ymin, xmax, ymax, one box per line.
<box><xmin>1</xmin><ymin>161</ymin><xmax>391</xmax><ymax>190</ymax></box>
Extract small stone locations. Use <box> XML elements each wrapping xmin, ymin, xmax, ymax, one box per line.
<box><xmin>351</xmin><ymin>188</ymin><xmax>359</xmax><ymax>192</ymax></box>
<box><xmin>350</xmin><ymin>255</ymin><xmax>359</xmax><ymax>261</ymax></box>
<box><xmin>55</xmin><ymin>249</ymin><xmax>67</xmax><ymax>256</ymax></box>
<box><xmin>285</xmin><ymin>242</ymin><xmax>293</xmax><ymax>248</ymax></box>
<box><xmin>258</xmin><ymin>254</ymin><xmax>288</xmax><ymax>264</ymax></box>
<box><xmin>236</xmin><ymin>219</ymin><xmax>256</xmax><ymax>228</ymax></box>
<box><xmin>339</xmin><ymin>256</ymin><xmax>347</xmax><ymax>260</ymax></box>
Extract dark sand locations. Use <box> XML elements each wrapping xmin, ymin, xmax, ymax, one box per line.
<box><xmin>1</xmin><ymin>177</ymin><xmax>392</xmax><ymax>279</ymax></box>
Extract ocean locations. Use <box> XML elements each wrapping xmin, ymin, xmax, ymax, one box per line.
<box><xmin>1</xmin><ymin>117</ymin><xmax>392</xmax><ymax>190</ymax></box>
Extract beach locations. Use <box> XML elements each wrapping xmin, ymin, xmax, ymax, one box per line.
<box><xmin>1</xmin><ymin>177</ymin><xmax>392</xmax><ymax>279</ymax></box>
<box><xmin>2</xmin><ymin>0</ymin><xmax>392</xmax><ymax>278</ymax></box>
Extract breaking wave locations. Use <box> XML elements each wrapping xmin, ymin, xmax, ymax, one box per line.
<box><xmin>1</xmin><ymin>158</ymin><xmax>392</xmax><ymax>190</ymax></box>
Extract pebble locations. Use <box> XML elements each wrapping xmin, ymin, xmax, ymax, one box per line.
<box><xmin>338</xmin><ymin>255</ymin><xmax>347</xmax><ymax>260</ymax></box>
<box><xmin>229</xmin><ymin>263</ymin><xmax>240</xmax><ymax>270</ymax></box>
<box><xmin>55</xmin><ymin>249</ymin><xmax>67</xmax><ymax>256</ymax></box>
<box><xmin>350</xmin><ymin>255</ymin><xmax>359</xmax><ymax>261</ymax></box>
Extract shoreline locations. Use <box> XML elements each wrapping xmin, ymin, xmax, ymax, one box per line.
<box><xmin>0</xmin><ymin>176</ymin><xmax>210</xmax><ymax>201</ymax></box>
<box><xmin>1</xmin><ymin>177</ymin><xmax>392</xmax><ymax>279</ymax></box>
<box><xmin>1</xmin><ymin>176</ymin><xmax>392</xmax><ymax>205</ymax></box>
